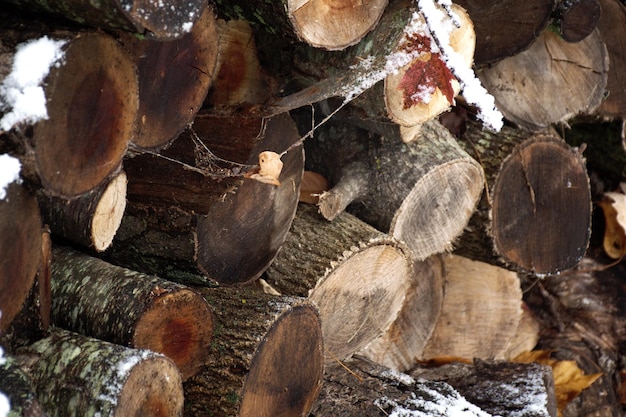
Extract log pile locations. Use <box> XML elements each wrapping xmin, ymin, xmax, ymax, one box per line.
<box><xmin>0</xmin><ymin>0</ymin><xmax>624</xmax><ymax>415</ymax></box>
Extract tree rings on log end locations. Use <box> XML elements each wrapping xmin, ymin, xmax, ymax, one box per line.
<box><xmin>0</xmin><ymin>182</ymin><xmax>41</xmax><ymax>332</ymax></box>
<box><xmin>288</xmin><ymin>0</ymin><xmax>388</xmax><ymax>50</ymax></box>
<box><xmin>491</xmin><ymin>135</ymin><xmax>591</xmax><ymax>274</ymax></box>
<box><xmin>34</xmin><ymin>32</ymin><xmax>137</xmax><ymax>197</ymax></box>
<box><xmin>238</xmin><ymin>303</ymin><xmax>323</xmax><ymax>417</ymax></box>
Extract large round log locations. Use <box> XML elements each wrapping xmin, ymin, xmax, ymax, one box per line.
<box><xmin>308</xmin><ymin>119</ymin><xmax>484</xmax><ymax>261</ymax></box>
<box><xmin>16</xmin><ymin>328</ymin><xmax>184</xmax><ymax>417</ymax></box>
<box><xmin>121</xmin><ymin>7</ymin><xmax>219</xmax><ymax>151</ymax></box>
<box><xmin>37</xmin><ymin>171</ymin><xmax>127</xmax><ymax>252</ymax></box>
<box><xmin>184</xmin><ymin>287</ymin><xmax>323</xmax><ymax>417</ymax></box>
<box><xmin>50</xmin><ymin>245</ymin><xmax>213</xmax><ymax>380</ymax></box>
<box><xmin>1</xmin><ymin>28</ymin><xmax>138</xmax><ymax>197</ymax></box>
<box><xmin>263</xmin><ymin>203</ymin><xmax>413</xmax><ymax>362</ymax></box>
<box><xmin>108</xmin><ymin>111</ymin><xmax>304</xmax><ymax>285</ymax></box>
<box><xmin>0</xmin><ymin>352</ymin><xmax>45</xmax><ymax>417</ymax></box>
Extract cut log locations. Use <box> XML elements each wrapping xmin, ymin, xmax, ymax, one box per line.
<box><xmin>121</xmin><ymin>7</ymin><xmax>219</xmax><ymax>151</ymax></box>
<box><xmin>595</xmin><ymin>0</ymin><xmax>626</xmax><ymax>119</ymax></box>
<box><xmin>37</xmin><ymin>170</ymin><xmax>127</xmax><ymax>252</ymax></box>
<box><xmin>16</xmin><ymin>328</ymin><xmax>184</xmax><ymax>417</ymax></box>
<box><xmin>478</xmin><ymin>28</ymin><xmax>608</xmax><ymax>131</ymax></box>
<box><xmin>1</xmin><ymin>29</ymin><xmax>138</xmax><ymax>197</ymax></box>
<box><xmin>411</xmin><ymin>360</ymin><xmax>558</xmax><ymax>417</ymax></box>
<box><xmin>453</xmin><ymin>0</ymin><xmax>555</xmax><ymax>66</ymax></box>
<box><xmin>50</xmin><ymin>245</ymin><xmax>213</xmax><ymax>380</ymax></box>
<box><xmin>307</xmin><ymin>119</ymin><xmax>484</xmax><ymax>261</ymax></box>
<box><xmin>2</xmin><ymin>0</ymin><xmax>206</xmax><ymax>39</ymax></box>
<box><xmin>455</xmin><ymin>120</ymin><xmax>592</xmax><ymax>275</ymax></box>
<box><xmin>554</xmin><ymin>0</ymin><xmax>601</xmax><ymax>43</ymax></box>
<box><xmin>0</xmin><ymin>180</ymin><xmax>41</xmax><ymax>332</ymax></box>
<box><xmin>597</xmin><ymin>191</ymin><xmax>626</xmax><ymax>259</ymax></box>
<box><xmin>358</xmin><ymin>255</ymin><xmax>444</xmax><ymax>372</ymax></box>
<box><xmin>310</xmin><ymin>356</ymin><xmax>492</xmax><ymax>417</ymax></box>
<box><xmin>206</xmin><ymin>19</ymin><xmax>271</xmax><ymax>108</ymax></box>
<box><xmin>184</xmin><ymin>286</ymin><xmax>323</xmax><ymax>417</ymax></box>
<box><xmin>108</xmin><ymin>111</ymin><xmax>304</xmax><ymax>285</ymax></box>
<box><xmin>214</xmin><ymin>0</ymin><xmax>387</xmax><ymax>50</ymax></box>
<box><xmin>263</xmin><ymin>203</ymin><xmax>413</xmax><ymax>362</ymax></box>
<box><xmin>0</xmin><ymin>352</ymin><xmax>46</xmax><ymax>417</ymax></box>
<box><xmin>420</xmin><ymin>254</ymin><xmax>526</xmax><ymax>361</ymax></box>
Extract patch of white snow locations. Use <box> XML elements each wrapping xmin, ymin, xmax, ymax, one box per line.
<box><xmin>0</xmin><ymin>154</ymin><xmax>21</xmax><ymax>200</ymax></box>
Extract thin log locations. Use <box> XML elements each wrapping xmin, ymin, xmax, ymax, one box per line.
<box><xmin>108</xmin><ymin>111</ymin><xmax>304</xmax><ymax>285</ymax></box>
<box><xmin>420</xmin><ymin>254</ymin><xmax>526</xmax><ymax>361</ymax></box>
<box><xmin>2</xmin><ymin>0</ymin><xmax>207</xmax><ymax>39</ymax></box>
<box><xmin>50</xmin><ymin>245</ymin><xmax>213</xmax><ymax>380</ymax></box>
<box><xmin>453</xmin><ymin>0</ymin><xmax>556</xmax><ymax>66</ymax></box>
<box><xmin>308</xmin><ymin>119</ymin><xmax>484</xmax><ymax>261</ymax></box>
<box><xmin>263</xmin><ymin>203</ymin><xmax>413</xmax><ymax>362</ymax></box>
<box><xmin>310</xmin><ymin>356</ymin><xmax>492</xmax><ymax>417</ymax></box>
<box><xmin>121</xmin><ymin>7</ymin><xmax>219</xmax><ymax>151</ymax></box>
<box><xmin>477</xmin><ymin>28</ymin><xmax>608</xmax><ymax>131</ymax></box>
<box><xmin>554</xmin><ymin>0</ymin><xmax>601</xmax><ymax>43</ymax></box>
<box><xmin>0</xmin><ymin>353</ymin><xmax>46</xmax><ymax>417</ymax></box>
<box><xmin>16</xmin><ymin>328</ymin><xmax>184</xmax><ymax>417</ymax></box>
<box><xmin>411</xmin><ymin>360</ymin><xmax>558</xmax><ymax>417</ymax></box>
<box><xmin>213</xmin><ymin>0</ymin><xmax>387</xmax><ymax>50</ymax></box>
<box><xmin>37</xmin><ymin>171</ymin><xmax>127</xmax><ymax>252</ymax></box>
<box><xmin>0</xmin><ymin>181</ymin><xmax>41</xmax><ymax>332</ymax></box>
<box><xmin>2</xmin><ymin>28</ymin><xmax>137</xmax><ymax>197</ymax></box>
<box><xmin>358</xmin><ymin>255</ymin><xmax>444</xmax><ymax>372</ymax></box>
<box><xmin>184</xmin><ymin>286</ymin><xmax>323</xmax><ymax>417</ymax></box>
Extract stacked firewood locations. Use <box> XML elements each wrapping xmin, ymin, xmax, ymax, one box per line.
<box><xmin>0</xmin><ymin>0</ymin><xmax>624</xmax><ymax>415</ymax></box>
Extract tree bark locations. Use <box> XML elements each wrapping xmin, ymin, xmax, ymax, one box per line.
<box><xmin>2</xmin><ymin>0</ymin><xmax>207</xmax><ymax>39</ymax></box>
<box><xmin>37</xmin><ymin>171</ymin><xmax>127</xmax><ymax>252</ymax></box>
<box><xmin>50</xmin><ymin>245</ymin><xmax>213</xmax><ymax>380</ymax></box>
<box><xmin>16</xmin><ymin>328</ymin><xmax>184</xmax><ymax>417</ymax></box>
<box><xmin>358</xmin><ymin>255</ymin><xmax>444</xmax><ymax>372</ymax></box>
<box><xmin>0</xmin><ymin>353</ymin><xmax>46</xmax><ymax>417</ymax></box>
<box><xmin>420</xmin><ymin>254</ymin><xmax>526</xmax><ymax>361</ymax></box>
<box><xmin>477</xmin><ymin>28</ymin><xmax>608</xmax><ymax>131</ymax></box>
<box><xmin>184</xmin><ymin>286</ymin><xmax>323</xmax><ymax>417</ymax></box>
<box><xmin>213</xmin><ymin>0</ymin><xmax>387</xmax><ymax>50</ymax></box>
<box><xmin>307</xmin><ymin>119</ymin><xmax>484</xmax><ymax>261</ymax></box>
<box><xmin>120</xmin><ymin>7</ymin><xmax>219</xmax><ymax>151</ymax></box>
<box><xmin>411</xmin><ymin>360</ymin><xmax>558</xmax><ymax>417</ymax></box>
<box><xmin>1</xmin><ymin>28</ymin><xmax>138</xmax><ymax>197</ymax></box>
<box><xmin>0</xmin><ymin>181</ymin><xmax>42</xmax><ymax>332</ymax></box>
<box><xmin>453</xmin><ymin>0</ymin><xmax>556</xmax><ymax>66</ymax></box>
<box><xmin>554</xmin><ymin>0</ymin><xmax>601</xmax><ymax>43</ymax></box>
<box><xmin>263</xmin><ymin>203</ymin><xmax>413</xmax><ymax>362</ymax></box>
<box><xmin>108</xmin><ymin>111</ymin><xmax>304</xmax><ymax>285</ymax></box>
<box><xmin>310</xmin><ymin>356</ymin><xmax>491</xmax><ymax>417</ymax></box>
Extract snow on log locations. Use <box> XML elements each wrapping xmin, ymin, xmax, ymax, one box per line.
<box><xmin>0</xmin><ymin>352</ymin><xmax>45</xmax><ymax>416</ymax></box>
<box><xmin>50</xmin><ymin>245</ymin><xmax>213</xmax><ymax>380</ymax></box>
<box><xmin>37</xmin><ymin>171</ymin><xmax>127</xmax><ymax>252</ymax></box>
<box><xmin>263</xmin><ymin>203</ymin><xmax>413</xmax><ymax>362</ymax></box>
<box><xmin>108</xmin><ymin>111</ymin><xmax>303</xmax><ymax>285</ymax></box>
<box><xmin>307</xmin><ymin>119</ymin><xmax>484</xmax><ymax>261</ymax></box>
<box><xmin>184</xmin><ymin>286</ymin><xmax>323</xmax><ymax>417</ymax></box>
<box><xmin>15</xmin><ymin>328</ymin><xmax>183</xmax><ymax>417</ymax></box>
<box><xmin>121</xmin><ymin>7</ymin><xmax>219</xmax><ymax>151</ymax></box>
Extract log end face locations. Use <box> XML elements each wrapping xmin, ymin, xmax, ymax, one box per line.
<box><xmin>239</xmin><ymin>303</ymin><xmax>323</xmax><ymax>417</ymax></box>
<box><xmin>92</xmin><ymin>171</ymin><xmax>127</xmax><ymax>252</ymax></box>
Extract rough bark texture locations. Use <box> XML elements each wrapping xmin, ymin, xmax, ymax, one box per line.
<box><xmin>16</xmin><ymin>328</ymin><xmax>184</xmax><ymax>417</ymax></box>
<box><xmin>263</xmin><ymin>203</ymin><xmax>413</xmax><ymax>362</ymax></box>
<box><xmin>411</xmin><ymin>360</ymin><xmax>558</xmax><ymax>417</ymax></box>
<box><xmin>421</xmin><ymin>254</ymin><xmax>526</xmax><ymax>361</ymax></box>
<box><xmin>478</xmin><ymin>28</ymin><xmax>608</xmax><ymax>131</ymax></box>
<box><xmin>359</xmin><ymin>255</ymin><xmax>444</xmax><ymax>372</ymax></box>
<box><xmin>121</xmin><ymin>7</ymin><xmax>219</xmax><ymax>151</ymax></box>
<box><xmin>0</xmin><ymin>182</ymin><xmax>42</xmax><ymax>332</ymax></box>
<box><xmin>37</xmin><ymin>171</ymin><xmax>127</xmax><ymax>252</ymax></box>
<box><xmin>184</xmin><ymin>287</ymin><xmax>323</xmax><ymax>417</ymax></box>
<box><xmin>0</xmin><ymin>353</ymin><xmax>46</xmax><ymax>417</ymax></box>
<box><xmin>50</xmin><ymin>245</ymin><xmax>213</xmax><ymax>380</ymax></box>
<box><xmin>3</xmin><ymin>0</ymin><xmax>206</xmax><ymax>39</ymax></box>
<box><xmin>454</xmin><ymin>0</ymin><xmax>556</xmax><ymax>66</ymax></box>
<box><xmin>108</xmin><ymin>111</ymin><xmax>304</xmax><ymax>285</ymax></box>
<box><xmin>307</xmin><ymin>119</ymin><xmax>484</xmax><ymax>261</ymax></box>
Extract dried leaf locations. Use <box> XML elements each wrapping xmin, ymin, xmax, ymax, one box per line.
<box><xmin>249</xmin><ymin>151</ymin><xmax>282</xmax><ymax>186</ymax></box>
<box><xmin>300</xmin><ymin>171</ymin><xmax>329</xmax><ymax>204</ymax></box>
<box><xmin>597</xmin><ymin>191</ymin><xmax>626</xmax><ymax>259</ymax></box>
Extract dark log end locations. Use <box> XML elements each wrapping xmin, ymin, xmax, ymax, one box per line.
<box><xmin>557</xmin><ymin>0</ymin><xmax>601</xmax><ymax>43</ymax></box>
